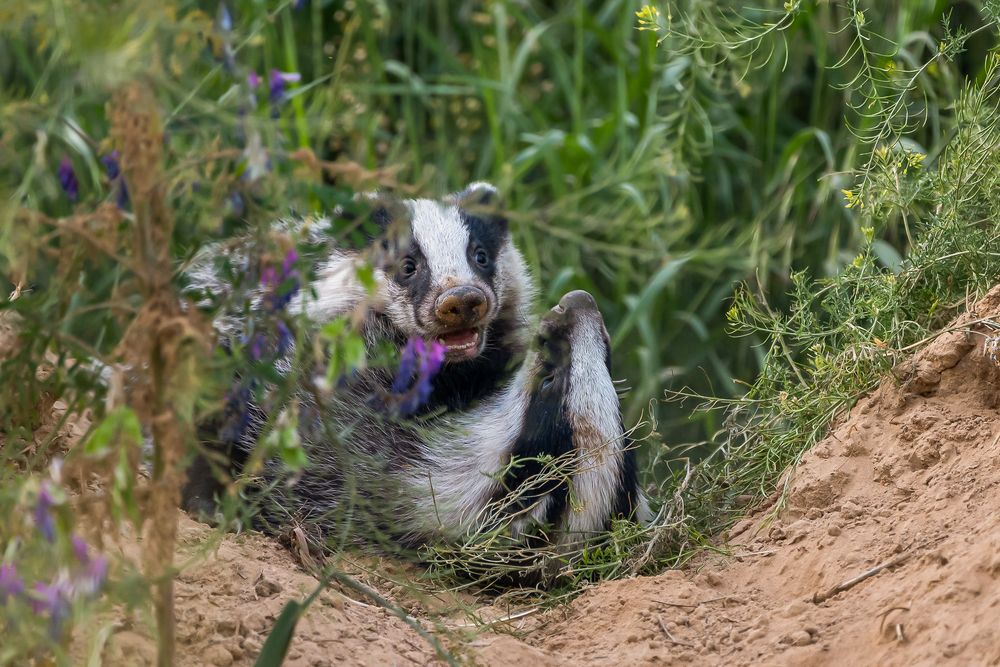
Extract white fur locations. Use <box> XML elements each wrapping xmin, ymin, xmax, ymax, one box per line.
<box><xmin>292</xmin><ymin>249</ymin><xmax>382</xmax><ymax>322</ymax></box>
<box><xmin>405</xmin><ymin>361</ymin><xmax>534</xmax><ymax>538</ymax></box>
<box><xmin>563</xmin><ymin>311</ymin><xmax>630</xmax><ymax>537</ymax></box>
<box><xmin>409</xmin><ymin>199</ymin><xmax>477</xmax><ymax>286</ymax></box>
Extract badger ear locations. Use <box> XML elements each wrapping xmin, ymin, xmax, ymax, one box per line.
<box><xmin>451</xmin><ymin>182</ymin><xmax>507</xmax><ymax>232</ymax></box>
<box><xmin>454</xmin><ymin>181</ymin><xmax>500</xmax><ymax>207</ymax></box>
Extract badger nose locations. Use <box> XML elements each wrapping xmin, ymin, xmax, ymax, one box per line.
<box><xmin>435</xmin><ymin>286</ymin><xmax>488</xmax><ymax>327</ymax></box>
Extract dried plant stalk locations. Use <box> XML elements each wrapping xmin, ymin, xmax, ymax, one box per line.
<box><xmin>109</xmin><ymin>83</ymin><xmax>207</xmax><ymax>667</ymax></box>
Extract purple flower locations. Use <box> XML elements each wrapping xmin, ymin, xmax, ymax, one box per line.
<box><xmin>392</xmin><ymin>338</ymin><xmax>446</xmax><ymax>415</ymax></box>
<box><xmin>76</xmin><ymin>556</ymin><xmax>108</xmax><ymax>598</ymax></box>
<box><xmin>0</xmin><ymin>563</ymin><xmax>23</xmax><ymax>602</ymax></box>
<box><xmin>247</xmin><ymin>71</ymin><xmax>261</xmax><ymax>89</ymax></box>
<box><xmin>248</xmin><ymin>331</ymin><xmax>266</xmax><ymax>361</ymax></box>
<box><xmin>69</xmin><ymin>535</ymin><xmax>108</xmax><ymax>597</ymax></box>
<box><xmin>58</xmin><ymin>156</ymin><xmax>78</xmax><ymax>202</ymax></box>
<box><xmin>99</xmin><ymin>151</ymin><xmax>120</xmax><ymax>180</ymax></box>
<box><xmin>260</xmin><ymin>249</ymin><xmax>301</xmax><ymax>313</ymax></box>
<box><xmin>293</xmin><ymin>0</ymin><xmax>308</xmax><ymax>9</ymax></box>
<box><xmin>101</xmin><ymin>151</ymin><xmax>129</xmax><ymax>209</ymax></box>
<box><xmin>34</xmin><ymin>482</ymin><xmax>56</xmax><ymax>542</ymax></box>
<box><xmin>71</xmin><ymin>535</ymin><xmax>90</xmax><ymax>566</ymax></box>
<box><xmin>276</xmin><ymin>320</ymin><xmax>293</xmax><ymax>355</ymax></box>
<box><xmin>392</xmin><ymin>338</ymin><xmax>421</xmax><ymax>393</ymax></box>
<box><xmin>31</xmin><ymin>579</ymin><xmax>71</xmax><ymax>640</ymax></box>
<box><xmin>269</xmin><ymin>69</ymin><xmax>302</xmax><ymax>107</ymax></box>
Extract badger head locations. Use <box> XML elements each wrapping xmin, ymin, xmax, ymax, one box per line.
<box><xmin>366</xmin><ymin>182</ymin><xmax>531</xmax><ymax>363</ymax></box>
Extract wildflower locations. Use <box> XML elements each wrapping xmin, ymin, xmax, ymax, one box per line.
<box><xmin>69</xmin><ymin>535</ymin><xmax>108</xmax><ymax>597</ymax></box>
<box><xmin>247</xmin><ymin>71</ymin><xmax>261</xmax><ymax>89</ymax></box>
<box><xmin>269</xmin><ymin>69</ymin><xmax>302</xmax><ymax>107</ymax></box>
<box><xmin>34</xmin><ymin>482</ymin><xmax>56</xmax><ymax>542</ymax></box>
<box><xmin>276</xmin><ymin>319</ymin><xmax>293</xmax><ymax>355</ymax></box>
<box><xmin>0</xmin><ymin>563</ymin><xmax>23</xmax><ymax>602</ymax></box>
<box><xmin>841</xmin><ymin>189</ymin><xmax>860</xmax><ymax>210</ymax></box>
<box><xmin>58</xmin><ymin>156</ymin><xmax>78</xmax><ymax>202</ymax></box>
<box><xmin>293</xmin><ymin>0</ymin><xmax>308</xmax><ymax>9</ymax></box>
<box><xmin>101</xmin><ymin>151</ymin><xmax>129</xmax><ymax>209</ymax></box>
<box><xmin>248</xmin><ymin>330</ymin><xmax>266</xmax><ymax>361</ymax></box>
<box><xmin>71</xmin><ymin>535</ymin><xmax>90</xmax><ymax>565</ymax></box>
<box><xmin>261</xmin><ymin>249</ymin><xmax>301</xmax><ymax>313</ymax></box>
<box><xmin>391</xmin><ymin>337</ymin><xmax>421</xmax><ymax>394</ymax></box>
<box><xmin>216</xmin><ymin>2</ymin><xmax>233</xmax><ymax>32</ymax></box>
<box><xmin>31</xmin><ymin>578</ymin><xmax>72</xmax><ymax>640</ymax></box>
<box><xmin>76</xmin><ymin>555</ymin><xmax>108</xmax><ymax>598</ymax></box>
<box><xmin>392</xmin><ymin>337</ymin><xmax>447</xmax><ymax>415</ymax></box>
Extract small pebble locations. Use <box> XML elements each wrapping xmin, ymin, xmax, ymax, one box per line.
<box><xmin>204</xmin><ymin>645</ymin><xmax>234</xmax><ymax>667</ymax></box>
<box><xmin>791</xmin><ymin>630</ymin><xmax>814</xmax><ymax>646</ymax></box>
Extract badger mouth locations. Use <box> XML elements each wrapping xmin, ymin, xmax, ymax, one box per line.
<box><xmin>437</xmin><ymin>327</ymin><xmax>483</xmax><ymax>361</ymax></box>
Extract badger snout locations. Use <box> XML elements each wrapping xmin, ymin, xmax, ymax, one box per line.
<box><xmin>432</xmin><ymin>285</ymin><xmax>491</xmax><ymax>361</ymax></box>
<box><xmin>434</xmin><ymin>285</ymin><xmax>488</xmax><ymax>328</ymax></box>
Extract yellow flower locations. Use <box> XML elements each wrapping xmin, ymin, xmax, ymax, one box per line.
<box><xmin>841</xmin><ymin>189</ymin><xmax>860</xmax><ymax>209</ymax></box>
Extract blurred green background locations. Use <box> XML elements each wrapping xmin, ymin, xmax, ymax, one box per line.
<box><xmin>1</xmin><ymin>0</ymin><xmax>996</xmax><ymax>448</ymax></box>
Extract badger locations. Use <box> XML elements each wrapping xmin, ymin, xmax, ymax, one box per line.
<box><xmin>182</xmin><ymin>182</ymin><xmax>649</xmax><ymax>560</ymax></box>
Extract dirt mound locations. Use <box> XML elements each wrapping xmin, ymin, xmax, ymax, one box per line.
<box><xmin>14</xmin><ymin>288</ymin><xmax>1000</xmax><ymax>665</ymax></box>
<box><xmin>103</xmin><ymin>517</ymin><xmax>442</xmax><ymax>666</ymax></box>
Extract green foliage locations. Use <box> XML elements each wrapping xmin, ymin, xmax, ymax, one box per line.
<box><xmin>652</xmin><ymin>47</ymin><xmax>1000</xmax><ymax>562</ymax></box>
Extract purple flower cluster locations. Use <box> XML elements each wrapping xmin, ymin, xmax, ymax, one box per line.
<box><xmin>391</xmin><ymin>338</ymin><xmax>447</xmax><ymax>416</ymax></box>
<box><xmin>1</xmin><ymin>481</ymin><xmax>110</xmax><ymax>641</ymax></box>
<box><xmin>268</xmin><ymin>69</ymin><xmax>301</xmax><ymax>107</ymax></box>
<box><xmin>57</xmin><ymin>157</ymin><xmax>78</xmax><ymax>202</ymax></box>
<box><xmin>100</xmin><ymin>151</ymin><xmax>129</xmax><ymax>209</ymax></box>
<box><xmin>33</xmin><ymin>482</ymin><xmax>56</xmax><ymax>542</ymax></box>
<box><xmin>260</xmin><ymin>249</ymin><xmax>301</xmax><ymax>314</ymax></box>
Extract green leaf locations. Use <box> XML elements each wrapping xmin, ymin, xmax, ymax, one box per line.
<box><xmin>83</xmin><ymin>406</ymin><xmax>142</xmax><ymax>458</ymax></box>
<box><xmin>254</xmin><ymin>600</ymin><xmax>305</xmax><ymax>667</ymax></box>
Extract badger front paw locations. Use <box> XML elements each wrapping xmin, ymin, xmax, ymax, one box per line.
<box><xmin>502</xmin><ymin>290</ymin><xmax>645</xmax><ymax>541</ymax></box>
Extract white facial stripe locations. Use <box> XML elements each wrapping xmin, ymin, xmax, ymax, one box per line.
<box><xmin>408</xmin><ymin>199</ymin><xmax>476</xmax><ymax>285</ymax></box>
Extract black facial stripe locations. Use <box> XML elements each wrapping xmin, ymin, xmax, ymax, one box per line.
<box><xmin>459</xmin><ymin>209</ymin><xmax>507</xmax><ymax>285</ymax></box>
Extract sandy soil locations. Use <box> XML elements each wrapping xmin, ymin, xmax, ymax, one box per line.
<box><xmin>11</xmin><ymin>286</ymin><xmax>1000</xmax><ymax>665</ymax></box>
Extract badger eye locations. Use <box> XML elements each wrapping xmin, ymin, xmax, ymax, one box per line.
<box><xmin>473</xmin><ymin>247</ymin><xmax>490</xmax><ymax>269</ymax></box>
<box><xmin>540</xmin><ymin>375</ymin><xmax>554</xmax><ymax>390</ymax></box>
<box><xmin>400</xmin><ymin>256</ymin><xmax>417</xmax><ymax>278</ymax></box>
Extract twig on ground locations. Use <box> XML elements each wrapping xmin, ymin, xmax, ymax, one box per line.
<box><xmin>656</xmin><ymin>615</ymin><xmax>694</xmax><ymax>648</ymax></box>
<box><xmin>652</xmin><ymin>595</ymin><xmax>731</xmax><ymax>609</ymax></box>
<box><xmin>812</xmin><ymin>551</ymin><xmax>913</xmax><ymax>604</ymax></box>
